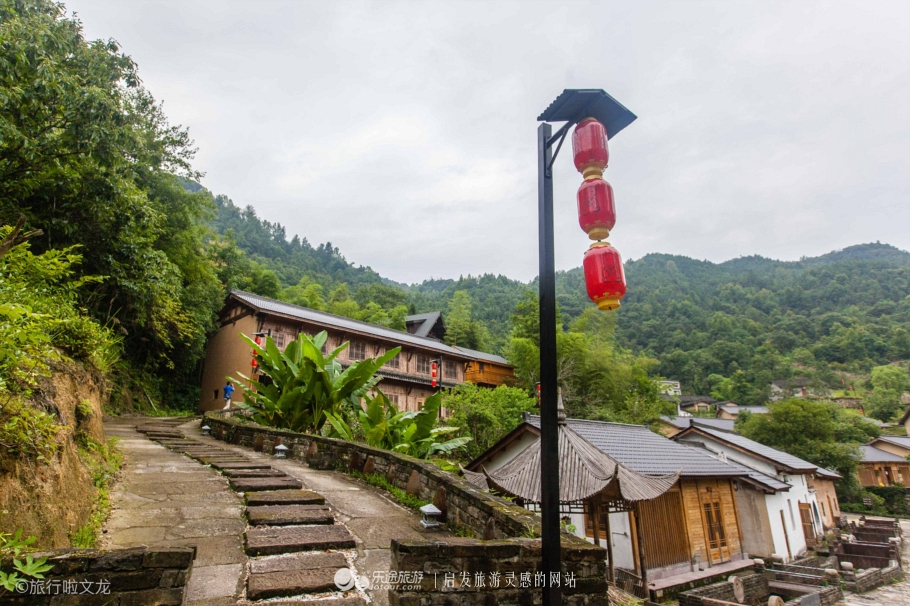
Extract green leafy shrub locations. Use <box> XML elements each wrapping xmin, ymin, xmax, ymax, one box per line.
<box><xmin>349</xmin><ymin>471</ymin><xmax>429</xmax><ymax>510</ymax></box>
<box><xmin>0</xmin><ymin>399</ymin><xmax>59</xmax><ymax>461</ymax></box>
<box><xmin>326</xmin><ymin>392</ymin><xmax>471</xmax><ymax>459</ymax></box>
<box><xmin>0</xmin><ymin>226</ymin><xmax>119</xmax><ymax>393</ymax></box>
<box><xmin>0</xmin><ymin>529</ymin><xmax>52</xmax><ymax>595</ymax></box>
<box><xmin>865</xmin><ymin>484</ymin><xmax>908</xmax><ymax>515</ymax></box>
<box><xmin>234</xmin><ymin>331</ymin><xmax>398</xmax><ymax>433</ymax></box>
<box><xmin>70</xmin><ymin>436</ymin><xmax>121</xmax><ymax>548</ymax></box>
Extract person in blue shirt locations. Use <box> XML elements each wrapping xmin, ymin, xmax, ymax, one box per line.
<box><xmin>223</xmin><ymin>380</ymin><xmax>235</xmax><ymax>409</ymax></box>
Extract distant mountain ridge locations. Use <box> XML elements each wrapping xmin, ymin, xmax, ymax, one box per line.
<box><xmin>207</xmin><ymin>192</ymin><xmax>910</xmax><ymax>399</ymax></box>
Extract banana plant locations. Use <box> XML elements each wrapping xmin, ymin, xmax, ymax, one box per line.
<box><xmin>232</xmin><ymin>331</ymin><xmax>400</xmax><ymax>434</ymax></box>
<box><xmin>326</xmin><ymin>392</ymin><xmax>471</xmax><ymax>459</ymax></box>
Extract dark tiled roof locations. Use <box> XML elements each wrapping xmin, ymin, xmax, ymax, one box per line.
<box><xmin>231</xmin><ymin>291</ymin><xmax>470</xmax><ymax>359</ymax></box>
<box><xmin>453</xmin><ymin>346</ymin><xmax>509</xmax><ymax>365</ymax></box>
<box><xmin>405</xmin><ymin>311</ymin><xmax>442</xmax><ymax>338</ymax></box>
<box><xmin>523</xmin><ymin>415</ymin><xmax>745</xmax><ymax>478</ymax></box>
<box><xmin>717</xmin><ymin>405</ymin><xmax>768</xmax><ymax>415</ymax></box>
<box><xmin>861</xmin><ymin>445</ymin><xmax>907</xmax><ymax>463</ymax></box>
<box><xmin>660</xmin><ymin>416</ymin><xmax>735</xmax><ymax>431</ymax></box>
<box><xmin>874</xmin><ymin>436</ymin><xmax>910</xmax><ymax>450</ymax></box>
<box><xmin>685</xmin><ymin>426</ymin><xmax>818</xmax><ymax>472</ymax></box>
<box><xmin>675</xmin><ymin>439</ymin><xmax>791</xmax><ymax>492</ymax></box>
<box><xmin>814</xmin><ymin>467</ymin><xmax>842</xmax><ymax>480</ymax></box>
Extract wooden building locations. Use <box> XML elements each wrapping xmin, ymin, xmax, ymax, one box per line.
<box><xmin>469</xmin><ymin>414</ymin><xmax>749</xmax><ymax>582</ymax></box>
<box><xmin>199</xmin><ymin>290</ymin><xmax>512</xmax><ymax>413</ymax></box>
<box><xmin>858</xmin><ymin>444</ymin><xmax>910</xmax><ymax>487</ymax></box>
<box><xmin>674</xmin><ymin>426</ymin><xmax>837</xmax><ymax>558</ymax></box>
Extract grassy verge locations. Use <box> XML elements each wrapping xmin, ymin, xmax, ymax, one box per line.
<box><xmin>348</xmin><ymin>470</ymin><xmax>430</xmax><ymax>511</ymax></box>
<box><xmin>70</xmin><ymin>436</ymin><xmax>121</xmax><ymax>548</ymax></box>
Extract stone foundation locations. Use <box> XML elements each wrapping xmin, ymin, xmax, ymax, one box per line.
<box><xmin>0</xmin><ymin>546</ymin><xmax>195</xmax><ymax>605</ymax></box>
<box><xmin>389</xmin><ymin>537</ymin><xmax>609</xmax><ymax>606</ymax></box>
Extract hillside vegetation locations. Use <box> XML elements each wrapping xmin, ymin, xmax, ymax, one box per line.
<box><xmin>207</xmin><ymin>192</ymin><xmax>910</xmax><ymax>408</ymax></box>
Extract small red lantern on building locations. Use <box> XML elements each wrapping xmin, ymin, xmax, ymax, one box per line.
<box><xmin>582</xmin><ymin>242</ymin><xmax>626</xmax><ymax>311</ymax></box>
<box><xmin>252</xmin><ymin>335</ymin><xmax>262</xmax><ymax>368</ymax></box>
<box><xmin>431</xmin><ymin>360</ymin><xmax>438</xmax><ymax>388</ymax></box>
<box><xmin>572</xmin><ymin>117</ymin><xmax>609</xmax><ymax>180</ymax></box>
<box><xmin>577</xmin><ymin>178</ymin><xmax>615</xmax><ymax>241</ymax></box>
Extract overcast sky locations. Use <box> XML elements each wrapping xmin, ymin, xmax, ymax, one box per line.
<box><xmin>67</xmin><ymin>0</ymin><xmax>910</xmax><ymax>284</ymax></box>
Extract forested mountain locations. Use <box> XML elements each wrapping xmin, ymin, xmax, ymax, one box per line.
<box><xmin>615</xmin><ymin>246</ymin><xmax>910</xmax><ymax>404</ymax></box>
<box><xmin>208</xmin><ymin>193</ymin><xmax>910</xmax><ymax>407</ymax></box>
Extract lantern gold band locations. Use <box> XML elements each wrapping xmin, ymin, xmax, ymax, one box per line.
<box><xmin>595</xmin><ymin>297</ymin><xmax>622</xmax><ymax>311</ymax></box>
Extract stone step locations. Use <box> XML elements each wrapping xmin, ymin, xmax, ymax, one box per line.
<box><xmin>247</xmin><ymin>505</ymin><xmax>334</xmax><ymax>526</ymax></box>
<box><xmin>231</xmin><ymin>477</ymin><xmax>303</xmax><ymax>492</ymax></box>
<box><xmin>222</xmin><ymin>468</ymin><xmax>286</xmax><ymax>478</ymax></box>
<box><xmin>246</xmin><ymin>552</ymin><xmax>348</xmax><ymax>600</ymax></box>
<box><xmin>245</xmin><ymin>524</ymin><xmax>356</xmax><ymax>556</ymax></box>
<box><xmin>210</xmin><ymin>461</ymin><xmax>272</xmax><ymax>470</ymax></box>
<box><xmin>198</xmin><ymin>457</ymin><xmax>252</xmax><ymax>466</ymax></box>
<box><xmin>245</xmin><ymin>490</ymin><xmax>325</xmax><ymax>507</ymax></box>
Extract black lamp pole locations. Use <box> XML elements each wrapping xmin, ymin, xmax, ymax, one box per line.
<box><xmin>537</xmin><ymin>121</ymin><xmax>562</xmax><ymax>606</ymax></box>
<box><xmin>535</xmin><ymin>89</ymin><xmax>637</xmax><ymax>606</ymax></box>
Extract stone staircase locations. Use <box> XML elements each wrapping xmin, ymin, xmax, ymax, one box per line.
<box><xmin>136</xmin><ymin>420</ymin><xmax>365</xmax><ymax>604</ymax></box>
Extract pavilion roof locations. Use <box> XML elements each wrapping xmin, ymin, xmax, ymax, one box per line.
<box><xmin>482</xmin><ymin>419</ymin><xmax>679</xmax><ymax>504</ymax></box>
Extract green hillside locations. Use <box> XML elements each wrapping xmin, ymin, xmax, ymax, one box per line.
<box><xmin>209</xmin><ymin>193</ymin><xmax>910</xmax><ymax>408</ymax></box>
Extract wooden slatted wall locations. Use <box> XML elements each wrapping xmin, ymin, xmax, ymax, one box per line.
<box><xmin>638</xmin><ymin>487</ymin><xmax>690</xmax><ymax>569</ymax></box>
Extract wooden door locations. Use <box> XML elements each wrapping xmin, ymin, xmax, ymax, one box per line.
<box><xmin>798</xmin><ymin>503</ymin><xmax>817</xmax><ymax>547</ymax></box>
<box><xmin>638</xmin><ymin>488</ymin><xmax>690</xmax><ymax>569</ymax></box>
<box><xmin>698</xmin><ymin>485</ymin><xmax>730</xmax><ymax>564</ymax></box>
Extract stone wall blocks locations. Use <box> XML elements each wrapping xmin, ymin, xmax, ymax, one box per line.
<box><xmin>87</xmin><ymin>547</ymin><xmax>146</xmax><ymax>572</ymax></box>
<box><xmin>140</xmin><ymin>547</ymin><xmax>195</xmax><ymax>569</ymax></box>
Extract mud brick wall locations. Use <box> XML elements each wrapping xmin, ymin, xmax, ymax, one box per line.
<box><xmin>678</xmin><ymin>573</ymin><xmax>769</xmax><ymax>606</ymax></box>
<box><xmin>389</xmin><ymin>537</ymin><xmax>609</xmax><ymax>606</ymax></box>
<box><xmin>205</xmin><ymin>411</ymin><xmax>541</xmax><ymax>539</ymax></box>
<box><xmin>0</xmin><ymin>546</ymin><xmax>195</xmax><ymax>606</ymax></box>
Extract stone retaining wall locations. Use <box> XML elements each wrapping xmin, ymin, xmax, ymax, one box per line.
<box><xmin>679</xmin><ymin>570</ymin><xmax>842</xmax><ymax>606</ymax></box>
<box><xmin>841</xmin><ymin>562</ymin><xmax>903</xmax><ymax>593</ymax></box>
<box><xmin>204</xmin><ymin>411</ymin><xmax>540</xmax><ymax>539</ymax></box>
<box><xmin>389</xmin><ymin>537</ymin><xmax>609</xmax><ymax>606</ymax></box>
<box><xmin>0</xmin><ymin>546</ymin><xmax>195</xmax><ymax>605</ymax></box>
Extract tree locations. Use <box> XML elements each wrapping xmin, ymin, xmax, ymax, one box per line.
<box><xmin>737</xmin><ymin>398</ymin><xmax>879</xmax><ymax>499</ymax></box>
<box><xmin>443</xmin><ymin>384</ymin><xmax>537</xmax><ymax>459</ymax></box>
<box><xmin>444</xmin><ymin>291</ymin><xmax>489</xmax><ymax>350</ymax></box>
<box><xmin>865</xmin><ymin>365</ymin><xmax>910</xmax><ymax>422</ymax></box>
<box><xmin>0</xmin><ymin>0</ymin><xmax>222</xmax><ymax>405</ymax></box>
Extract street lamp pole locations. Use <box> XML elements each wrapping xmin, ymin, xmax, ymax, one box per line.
<box><xmin>537</xmin><ymin>121</ymin><xmax>561</xmax><ymax>606</ymax></box>
<box><xmin>536</xmin><ymin>89</ymin><xmax>637</xmax><ymax>606</ymax></box>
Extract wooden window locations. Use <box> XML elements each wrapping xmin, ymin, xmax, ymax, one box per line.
<box><xmin>350</xmin><ymin>341</ymin><xmax>367</xmax><ymax>361</ymax></box>
<box><xmin>417</xmin><ymin>355</ymin><xmax>431</xmax><ymax>374</ymax></box>
<box><xmin>385</xmin><ymin>352</ymin><xmax>400</xmax><ymax>369</ymax></box>
<box><xmin>273</xmin><ymin>331</ymin><xmax>287</xmax><ymax>348</ymax></box>
<box><xmin>444</xmin><ymin>360</ymin><xmax>457</xmax><ymax>378</ymax></box>
<box><xmin>388</xmin><ymin>394</ymin><xmax>400</xmax><ymax>405</ymax></box>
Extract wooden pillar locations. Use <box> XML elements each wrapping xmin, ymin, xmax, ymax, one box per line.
<box><xmin>633</xmin><ymin>503</ymin><xmax>648</xmax><ymax>591</ymax></box>
<box><xmin>604</xmin><ymin>501</ymin><xmax>615</xmax><ymax>584</ymax></box>
<box><xmin>588</xmin><ymin>498</ymin><xmax>600</xmax><ymax>547</ymax></box>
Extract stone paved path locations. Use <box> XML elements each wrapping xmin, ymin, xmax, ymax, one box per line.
<box><xmin>102</xmin><ymin>417</ymin><xmax>247</xmax><ymax>606</ymax></box>
<box><xmin>103</xmin><ymin>416</ymin><xmax>440</xmax><ymax>605</ymax></box>
<box><xmin>842</xmin><ymin>518</ymin><xmax>910</xmax><ymax>606</ymax></box>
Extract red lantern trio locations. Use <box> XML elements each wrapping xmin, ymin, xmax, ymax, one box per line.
<box><xmin>572</xmin><ymin>117</ymin><xmax>626</xmax><ymax>311</ymax></box>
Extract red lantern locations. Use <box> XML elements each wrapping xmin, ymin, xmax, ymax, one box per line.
<box><xmin>252</xmin><ymin>335</ymin><xmax>262</xmax><ymax>369</ymax></box>
<box><xmin>431</xmin><ymin>361</ymin><xmax>438</xmax><ymax>388</ymax></box>
<box><xmin>577</xmin><ymin>178</ymin><xmax>615</xmax><ymax>241</ymax></box>
<box><xmin>572</xmin><ymin>118</ymin><xmax>609</xmax><ymax>179</ymax></box>
<box><xmin>583</xmin><ymin>242</ymin><xmax>626</xmax><ymax>311</ymax></box>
